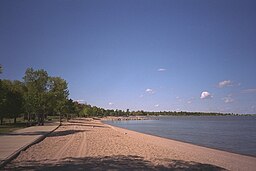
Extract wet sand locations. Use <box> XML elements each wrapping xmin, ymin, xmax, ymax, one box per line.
<box><xmin>4</xmin><ymin>118</ymin><xmax>256</xmax><ymax>170</ymax></box>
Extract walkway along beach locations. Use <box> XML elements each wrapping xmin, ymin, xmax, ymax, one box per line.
<box><xmin>4</xmin><ymin>118</ymin><xmax>256</xmax><ymax>170</ymax></box>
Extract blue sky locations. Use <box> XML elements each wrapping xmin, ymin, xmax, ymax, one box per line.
<box><xmin>1</xmin><ymin>0</ymin><xmax>256</xmax><ymax>114</ymax></box>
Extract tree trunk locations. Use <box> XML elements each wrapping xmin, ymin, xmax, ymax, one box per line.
<box><xmin>14</xmin><ymin>117</ymin><xmax>17</xmax><ymax>124</ymax></box>
<box><xmin>38</xmin><ymin>113</ymin><xmax>42</xmax><ymax>126</ymax></box>
<box><xmin>59</xmin><ymin>113</ymin><xmax>62</xmax><ymax>126</ymax></box>
<box><xmin>0</xmin><ymin>117</ymin><xmax>3</xmax><ymax>125</ymax></box>
<box><xmin>27</xmin><ymin>113</ymin><xmax>31</xmax><ymax>126</ymax></box>
<box><xmin>42</xmin><ymin>113</ymin><xmax>44</xmax><ymax>126</ymax></box>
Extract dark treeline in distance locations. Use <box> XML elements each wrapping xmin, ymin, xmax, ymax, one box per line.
<box><xmin>78</xmin><ymin>108</ymin><xmax>239</xmax><ymax>117</ymax></box>
<box><xmin>0</xmin><ymin>65</ymin><xmax>246</xmax><ymax>126</ymax></box>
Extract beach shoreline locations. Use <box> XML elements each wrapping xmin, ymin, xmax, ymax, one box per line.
<box><xmin>4</xmin><ymin>118</ymin><xmax>256</xmax><ymax>170</ymax></box>
<box><xmin>105</xmin><ymin>121</ymin><xmax>256</xmax><ymax>170</ymax></box>
<box><xmin>103</xmin><ymin>119</ymin><xmax>256</xmax><ymax>158</ymax></box>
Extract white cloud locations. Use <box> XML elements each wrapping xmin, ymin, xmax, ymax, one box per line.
<box><xmin>154</xmin><ymin>104</ymin><xmax>159</xmax><ymax>107</ymax></box>
<box><xmin>242</xmin><ymin>88</ymin><xmax>256</xmax><ymax>93</ymax></box>
<box><xmin>145</xmin><ymin>88</ymin><xmax>154</xmax><ymax>94</ymax></box>
<box><xmin>187</xmin><ymin>101</ymin><xmax>192</xmax><ymax>104</ymax></box>
<box><xmin>200</xmin><ymin>91</ymin><xmax>212</xmax><ymax>99</ymax></box>
<box><xmin>157</xmin><ymin>68</ymin><xmax>166</xmax><ymax>72</ymax></box>
<box><xmin>218</xmin><ymin>80</ymin><xmax>232</xmax><ymax>88</ymax></box>
<box><xmin>108</xmin><ymin>102</ymin><xmax>114</xmax><ymax>106</ymax></box>
<box><xmin>222</xmin><ymin>94</ymin><xmax>234</xmax><ymax>103</ymax></box>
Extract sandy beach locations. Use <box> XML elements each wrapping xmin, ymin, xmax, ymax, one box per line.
<box><xmin>4</xmin><ymin>118</ymin><xmax>256</xmax><ymax>171</ymax></box>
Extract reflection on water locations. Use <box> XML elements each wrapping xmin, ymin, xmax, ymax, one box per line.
<box><xmin>105</xmin><ymin>116</ymin><xmax>256</xmax><ymax>156</ymax></box>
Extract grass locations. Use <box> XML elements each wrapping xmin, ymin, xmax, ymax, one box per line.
<box><xmin>0</xmin><ymin>115</ymin><xmax>71</xmax><ymax>133</ymax></box>
<box><xmin>0</xmin><ymin>123</ymin><xmax>27</xmax><ymax>134</ymax></box>
<box><xmin>47</xmin><ymin>115</ymin><xmax>60</xmax><ymax>122</ymax></box>
<box><xmin>0</xmin><ymin>117</ymin><xmax>30</xmax><ymax>133</ymax></box>
<box><xmin>2</xmin><ymin>117</ymin><xmax>25</xmax><ymax>124</ymax></box>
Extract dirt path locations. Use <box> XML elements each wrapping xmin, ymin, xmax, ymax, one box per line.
<box><xmin>50</xmin><ymin>122</ymin><xmax>89</xmax><ymax>160</ymax></box>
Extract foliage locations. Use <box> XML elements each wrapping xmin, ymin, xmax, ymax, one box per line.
<box><xmin>0</xmin><ymin>80</ymin><xmax>24</xmax><ymax>124</ymax></box>
<box><xmin>0</xmin><ymin>67</ymin><xmax>70</xmax><ymax>125</ymax></box>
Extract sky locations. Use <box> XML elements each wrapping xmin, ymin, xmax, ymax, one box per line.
<box><xmin>0</xmin><ymin>0</ymin><xmax>256</xmax><ymax>114</ymax></box>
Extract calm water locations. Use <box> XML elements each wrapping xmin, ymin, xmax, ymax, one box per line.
<box><xmin>104</xmin><ymin>116</ymin><xmax>256</xmax><ymax>156</ymax></box>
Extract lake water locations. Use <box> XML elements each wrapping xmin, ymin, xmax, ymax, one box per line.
<box><xmin>104</xmin><ymin>116</ymin><xmax>256</xmax><ymax>156</ymax></box>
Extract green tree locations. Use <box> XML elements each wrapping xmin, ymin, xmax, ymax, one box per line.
<box><xmin>0</xmin><ymin>80</ymin><xmax>8</xmax><ymax>125</ymax></box>
<box><xmin>79</xmin><ymin>107</ymin><xmax>90</xmax><ymax>117</ymax></box>
<box><xmin>8</xmin><ymin>80</ymin><xmax>25</xmax><ymax>124</ymax></box>
<box><xmin>48</xmin><ymin>77</ymin><xmax>69</xmax><ymax>123</ymax></box>
<box><xmin>23</xmin><ymin>68</ymin><xmax>49</xmax><ymax>125</ymax></box>
<box><xmin>0</xmin><ymin>80</ymin><xmax>24</xmax><ymax>124</ymax></box>
<box><xmin>65</xmin><ymin>99</ymin><xmax>76</xmax><ymax>120</ymax></box>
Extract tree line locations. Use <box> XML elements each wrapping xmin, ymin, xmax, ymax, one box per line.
<box><xmin>0</xmin><ymin>65</ymin><xmax>237</xmax><ymax>126</ymax></box>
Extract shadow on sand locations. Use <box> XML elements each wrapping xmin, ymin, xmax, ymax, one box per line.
<box><xmin>0</xmin><ymin>131</ymin><xmax>52</xmax><ymax>136</ymax></box>
<box><xmin>0</xmin><ymin>128</ymin><xmax>87</xmax><ymax>137</ymax></box>
<box><xmin>7</xmin><ymin>155</ymin><xmax>226</xmax><ymax>171</ymax></box>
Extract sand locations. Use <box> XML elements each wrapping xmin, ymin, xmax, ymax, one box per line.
<box><xmin>4</xmin><ymin>118</ymin><xmax>256</xmax><ymax>171</ymax></box>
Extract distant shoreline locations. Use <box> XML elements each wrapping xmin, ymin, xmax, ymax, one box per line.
<box><xmin>101</xmin><ymin>114</ymin><xmax>256</xmax><ymax>121</ymax></box>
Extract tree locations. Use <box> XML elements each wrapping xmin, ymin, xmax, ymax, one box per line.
<box><xmin>48</xmin><ymin>77</ymin><xmax>69</xmax><ymax>123</ymax></box>
<box><xmin>0</xmin><ymin>80</ymin><xmax>8</xmax><ymax>125</ymax></box>
<box><xmin>7</xmin><ymin>80</ymin><xmax>24</xmax><ymax>124</ymax></box>
<box><xmin>23</xmin><ymin>68</ymin><xmax>49</xmax><ymax>125</ymax></box>
<box><xmin>65</xmin><ymin>99</ymin><xmax>76</xmax><ymax>120</ymax></box>
<box><xmin>0</xmin><ymin>80</ymin><xmax>24</xmax><ymax>124</ymax></box>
